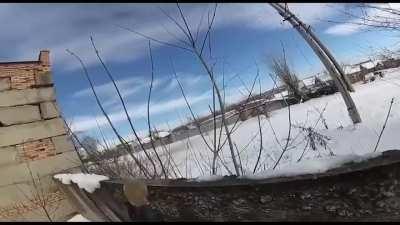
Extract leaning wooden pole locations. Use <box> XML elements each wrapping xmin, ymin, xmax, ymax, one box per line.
<box><xmin>269</xmin><ymin>3</ymin><xmax>362</xmax><ymax>124</ymax></box>
<box><xmin>276</xmin><ymin>3</ymin><xmax>355</xmax><ymax>92</ymax></box>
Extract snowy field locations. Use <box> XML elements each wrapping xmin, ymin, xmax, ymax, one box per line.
<box><xmin>118</xmin><ymin>68</ymin><xmax>400</xmax><ymax>180</ymax></box>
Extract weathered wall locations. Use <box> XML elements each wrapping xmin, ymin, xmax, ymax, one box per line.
<box><xmin>70</xmin><ymin>150</ymin><xmax>400</xmax><ymax>222</ymax></box>
<box><xmin>0</xmin><ymin>51</ymin><xmax>80</xmax><ymax>221</ymax></box>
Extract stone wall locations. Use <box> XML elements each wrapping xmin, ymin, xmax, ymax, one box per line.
<box><xmin>0</xmin><ymin>50</ymin><xmax>80</xmax><ymax>221</ymax></box>
<box><xmin>73</xmin><ymin>150</ymin><xmax>400</xmax><ymax>221</ymax></box>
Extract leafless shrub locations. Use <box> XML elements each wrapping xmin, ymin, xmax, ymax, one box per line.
<box><xmin>313</xmin><ymin>106</ymin><xmax>329</xmax><ymax>130</ymax></box>
<box><xmin>16</xmin><ymin>163</ymin><xmax>62</xmax><ymax>222</ymax></box>
<box><xmin>269</xmin><ymin>45</ymin><xmax>307</xmax><ymax>102</ymax></box>
<box><xmin>295</xmin><ymin>125</ymin><xmax>333</xmax><ymax>161</ymax></box>
<box><xmin>90</xmin><ymin>36</ymin><xmax>159</xmax><ymax>177</ymax></box>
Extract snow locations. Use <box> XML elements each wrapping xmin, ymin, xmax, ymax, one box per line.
<box><xmin>67</xmin><ymin>214</ymin><xmax>91</xmax><ymax>222</ymax></box>
<box><xmin>318</xmin><ymin>73</ymin><xmax>332</xmax><ymax>82</ymax></box>
<box><xmin>343</xmin><ymin>65</ymin><xmax>361</xmax><ymax>74</ymax></box>
<box><xmin>140</xmin><ymin>131</ymin><xmax>170</xmax><ymax>143</ymax></box>
<box><xmin>118</xmin><ymin>68</ymin><xmax>400</xmax><ymax>180</ymax></box>
<box><xmin>157</xmin><ymin>131</ymin><xmax>170</xmax><ymax>138</ymax></box>
<box><xmin>53</xmin><ymin>173</ymin><xmax>109</xmax><ymax>193</ymax></box>
<box><xmin>361</xmin><ymin>61</ymin><xmax>376</xmax><ymax>69</ymax></box>
<box><xmin>195</xmin><ymin>175</ymin><xmax>224</xmax><ymax>182</ymax></box>
<box><xmin>302</xmin><ymin>77</ymin><xmax>315</xmax><ymax>87</ymax></box>
<box><xmin>272</xmin><ymin>90</ymin><xmax>288</xmax><ymax>100</ymax></box>
<box><xmin>243</xmin><ymin>152</ymin><xmax>381</xmax><ymax>180</ymax></box>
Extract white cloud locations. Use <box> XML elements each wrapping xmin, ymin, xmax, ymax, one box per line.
<box><xmin>69</xmin><ymin>75</ymin><xmax>264</xmax><ymax>133</ymax></box>
<box><xmin>70</xmin><ymin>90</ymin><xmax>211</xmax><ymax>132</ymax></box>
<box><xmin>324</xmin><ymin>3</ymin><xmax>396</xmax><ymax>36</ymax></box>
<box><xmin>0</xmin><ymin>3</ymin><xmax>341</xmax><ymax>71</ymax></box>
<box><xmin>73</xmin><ymin>76</ymin><xmax>143</xmax><ymax>98</ymax></box>
<box><xmin>162</xmin><ymin>73</ymin><xmax>206</xmax><ymax>93</ymax></box>
<box><xmin>325</xmin><ymin>23</ymin><xmax>363</xmax><ymax>36</ymax></box>
<box><xmin>72</xmin><ymin>75</ymin><xmax>166</xmax><ymax>108</ymax></box>
<box><xmin>213</xmin><ymin>3</ymin><xmax>340</xmax><ymax>30</ymax></box>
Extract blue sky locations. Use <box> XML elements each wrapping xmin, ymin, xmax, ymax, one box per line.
<box><xmin>2</xmin><ymin>3</ymin><xmax>399</xmax><ymax>143</ymax></box>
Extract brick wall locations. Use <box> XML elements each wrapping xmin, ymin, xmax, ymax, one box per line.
<box><xmin>0</xmin><ymin>190</ymin><xmax>66</xmax><ymax>220</ymax></box>
<box><xmin>18</xmin><ymin>138</ymin><xmax>56</xmax><ymax>162</ymax></box>
<box><xmin>0</xmin><ymin>53</ymin><xmax>51</xmax><ymax>91</ymax></box>
<box><xmin>0</xmin><ymin>50</ymin><xmax>80</xmax><ymax>221</ymax></box>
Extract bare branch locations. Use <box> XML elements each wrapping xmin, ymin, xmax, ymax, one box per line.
<box><xmin>200</xmin><ymin>3</ymin><xmax>218</xmax><ymax>56</ymax></box>
<box><xmin>116</xmin><ymin>24</ymin><xmax>193</xmax><ymax>52</ymax></box>
<box><xmin>374</xmin><ymin>97</ymin><xmax>395</xmax><ymax>152</ymax></box>
<box><xmin>157</xmin><ymin>6</ymin><xmax>193</xmax><ymax>45</ymax></box>
<box><xmin>90</xmin><ymin>36</ymin><xmax>158</xmax><ymax>176</ymax></box>
<box><xmin>253</xmin><ymin>77</ymin><xmax>264</xmax><ymax>174</ymax></box>
<box><xmin>146</xmin><ymin>41</ymin><xmax>168</xmax><ymax>178</ymax></box>
<box><xmin>176</xmin><ymin>3</ymin><xmax>196</xmax><ymax>46</ymax></box>
<box><xmin>66</xmin><ymin>49</ymin><xmax>151</xmax><ymax>178</ymax></box>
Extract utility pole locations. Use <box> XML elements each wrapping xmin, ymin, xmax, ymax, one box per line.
<box><xmin>269</xmin><ymin>3</ymin><xmax>362</xmax><ymax>124</ymax></box>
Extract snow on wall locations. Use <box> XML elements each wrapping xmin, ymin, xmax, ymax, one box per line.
<box><xmin>54</xmin><ymin>173</ymin><xmax>109</xmax><ymax>193</ymax></box>
<box><xmin>67</xmin><ymin>214</ymin><xmax>91</xmax><ymax>222</ymax></box>
<box><xmin>243</xmin><ymin>152</ymin><xmax>381</xmax><ymax>180</ymax></box>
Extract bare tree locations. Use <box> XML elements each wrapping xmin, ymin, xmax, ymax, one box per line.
<box><xmin>66</xmin><ymin>49</ymin><xmax>151</xmax><ymax>178</ymax></box>
<box><xmin>90</xmin><ymin>36</ymin><xmax>158</xmax><ymax>177</ymax></box>
<box><xmin>269</xmin><ymin>47</ymin><xmax>307</xmax><ymax>102</ymax></box>
<box><xmin>120</xmin><ymin>3</ymin><xmax>243</xmax><ymax>176</ymax></box>
<box><xmin>16</xmin><ymin>163</ymin><xmax>62</xmax><ymax>222</ymax></box>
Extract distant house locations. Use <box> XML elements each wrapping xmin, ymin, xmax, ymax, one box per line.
<box><xmin>343</xmin><ymin>59</ymin><xmax>383</xmax><ymax>83</ymax></box>
<box><xmin>301</xmin><ymin>76</ymin><xmax>316</xmax><ymax>88</ymax></box>
<box><xmin>343</xmin><ymin>64</ymin><xmax>361</xmax><ymax>75</ymax></box>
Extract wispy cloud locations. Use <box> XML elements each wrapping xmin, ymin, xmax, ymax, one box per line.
<box><xmin>162</xmin><ymin>73</ymin><xmax>206</xmax><ymax>93</ymax></box>
<box><xmin>0</xmin><ymin>3</ymin><xmax>341</xmax><ymax>72</ymax></box>
<box><xmin>72</xmin><ymin>76</ymin><xmax>144</xmax><ymax>98</ymax></box>
<box><xmin>72</xmin><ymin>76</ymin><xmax>166</xmax><ymax>108</ymax></box>
<box><xmin>69</xmin><ymin>74</ymin><xmax>263</xmax><ymax>133</ymax></box>
<box><xmin>324</xmin><ymin>3</ymin><xmax>399</xmax><ymax>36</ymax></box>
<box><xmin>70</xmin><ymin>90</ymin><xmax>211</xmax><ymax>132</ymax></box>
<box><xmin>325</xmin><ymin>23</ymin><xmax>364</xmax><ymax>36</ymax></box>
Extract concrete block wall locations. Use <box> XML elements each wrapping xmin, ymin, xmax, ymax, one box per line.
<box><xmin>0</xmin><ymin>50</ymin><xmax>80</xmax><ymax>221</ymax></box>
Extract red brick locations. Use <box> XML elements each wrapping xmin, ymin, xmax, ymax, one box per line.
<box><xmin>18</xmin><ymin>138</ymin><xmax>56</xmax><ymax>162</ymax></box>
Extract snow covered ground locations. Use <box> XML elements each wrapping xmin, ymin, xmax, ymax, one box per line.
<box><xmin>54</xmin><ymin>173</ymin><xmax>109</xmax><ymax>193</ymax></box>
<box><xmin>118</xmin><ymin>68</ymin><xmax>400</xmax><ymax>180</ymax></box>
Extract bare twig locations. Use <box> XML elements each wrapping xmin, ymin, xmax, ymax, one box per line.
<box><xmin>116</xmin><ymin>24</ymin><xmax>193</xmax><ymax>52</ymax></box>
<box><xmin>253</xmin><ymin>77</ymin><xmax>264</xmax><ymax>174</ymax></box>
<box><xmin>90</xmin><ymin>36</ymin><xmax>158</xmax><ymax>176</ymax></box>
<box><xmin>146</xmin><ymin>41</ymin><xmax>168</xmax><ymax>178</ymax></box>
<box><xmin>170</xmin><ymin>60</ymin><xmax>215</xmax><ymax>154</ymax></box>
<box><xmin>268</xmin><ymin>72</ymin><xmax>292</xmax><ymax>170</ymax></box>
<box><xmin>66</xmin><ymin>49</ymin><xmax>150</xmax><ymax>178</ymax></box>
<box><xmin>373</xmin><ymin>97</ymin><xmax>395</xmax><ymax>152</ymax></box>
